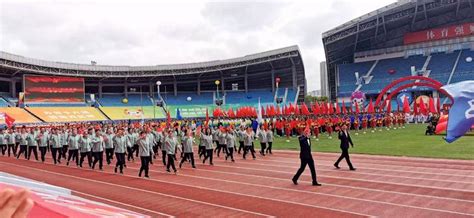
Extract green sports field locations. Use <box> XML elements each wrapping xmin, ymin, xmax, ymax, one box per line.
<box><xmin>267</xmin><ymin>124</ymin><xmax>474</xmax><ymax>160</ymax></box>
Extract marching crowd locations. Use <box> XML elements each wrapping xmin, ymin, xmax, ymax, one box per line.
<box><xmin>0</xmin><ymin>111</ymin><xmax>419</xmax><ymax>180</ymax></box>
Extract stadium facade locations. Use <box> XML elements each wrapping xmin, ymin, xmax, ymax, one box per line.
<box><xmin>322</xmin><ymin>0</ymin><xmax>474</xmax><ymax>101</ymax></box>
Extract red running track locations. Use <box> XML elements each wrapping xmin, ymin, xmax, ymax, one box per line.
<box><xmin>1</xmin><ymin>150</ymin><xmax>473</xmax><ymax>217</ymax></box>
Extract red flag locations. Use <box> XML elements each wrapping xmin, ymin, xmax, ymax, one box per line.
<box><xmin>327</xmin><ymin>102</ymin><xmax>333</xmax><ymax>115</ymax></box>
<box><xmin>428</xmin><ymin>97</ymin><xmax>436</xmax><ymax>113</ymax></box>
<box><xmin>403</xmin><ymin>96</ymin><xmax>410</xmax><ymax>113</ymax></box>
<box><xmin>166</xmin><ymin>111</ymin><xmax>171</xmax><ymax>127</ymax></box>
<box><xmin>313</xmin><ymin>102</ymin><xmax>320</xmax><ymax>115</ymax></box>
<box><xmin>294</xmin><ymin>104</ymin><xmax>300</xmax><ymax>115</ymax></box>
<box><xmin>301</xmin><ymin>103</ymin><xmax>310</xmax><ymax>115</ymax></box>
<box><xmin>413</xmin><ymin>99</ymin><xmax>419</xmax><ymax>115</ymax></box>
<box><xmin>2</xmin><ymin>113</ymin><xmax>15</xmax><ymax>128</ymax></box>
<box><xmin>367</xmin><ymin>99</ymin><xmax>374</xmax><ymax>114</ymax></box>
<box><xmin>335</xmin><ymin>102</ymin><xmax>340</xmax><ymax>114</ymax></box>
<box><xmin>419</xmin><ymin>98</ymin><xmax>427</xmax><ymax>115</ymax></box>
<box><xmin>355</xmin><ymin>103</ymin><xmax>360</xmax><ymax>114</ymax></box>
<box><xmin>436</xmin><ymin>96</ymin><xmax>441</xmax><ymax>113</ymax></box>
<box><xmin>386</xmin><ymin>100</ymin><xmax>391</xmax><ymax>113</ymax></box>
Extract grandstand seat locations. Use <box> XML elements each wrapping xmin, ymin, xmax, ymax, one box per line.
<box><xmin>0</xmin><ymin>98</ymin><xmax>10</xmax><ymax>107</ymax></box>
<box><xmin>225</xmin><ymin>90</ymin><xmax>274</xmax><ymax>105</ymax></box>
<box><xmin>163</xmin><ymin>92</ymin><xmax>213</xmax><ymax>105</ymax></box>
<box><xmin>98</xmin><ymin>94</ymin><xmax>153</xmax><ymax>106</ymax></box>
<box><xmin>360</xmin><ymin>55</ymin><xmax>427</xmax><ymax>94</ymax></box>
<box><xmin>426</xmin><ymin>51</ymin><xmax>459</xmax><ymax>84</ymax></box>
<box><xmin>451</xmin><ymin>49</ymin><xmax>474</xmax><ymax>83</ymax></box>
<box><xmin>337</xmin><ymin>61</ymin><xmax>375</xmax><ymax>96</ymax></box>
<box><xmin>286</xmin><ymin>88</ymin><xmax>297</xmax><ymax>104</ymax></box>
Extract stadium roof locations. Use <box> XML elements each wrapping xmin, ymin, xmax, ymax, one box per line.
<box><xmin>0</xmin><ymin>45</ymin><xmax>302</xmax><ymax>78</ymax></box>
<box><xmin>322</xmin><ymin>0</ymin><xmax>474</xmax><ymax>100</ymax></box>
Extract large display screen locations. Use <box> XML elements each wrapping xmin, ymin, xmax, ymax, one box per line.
<box><xmin>24</xmin><ymin>75</ymin><xmax>85</xmax><ymax>103</ymax></box>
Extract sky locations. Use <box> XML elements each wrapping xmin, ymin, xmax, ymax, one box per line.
<box><xmin>0</xmin><ymin>0</ymin><xmax>396</xmax><ymax>91</ymax></box>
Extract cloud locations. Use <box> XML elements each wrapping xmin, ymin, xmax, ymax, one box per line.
<box><xmin>0</xmin><ymin>0</ymin><xmax>396</xmax><ymax>91</ymax></box>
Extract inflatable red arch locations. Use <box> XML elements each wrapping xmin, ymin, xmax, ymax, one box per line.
<box><xmin>374</xmin><ymin>76</ymin><xmax>453</xmax><ymax>110</ymax></box>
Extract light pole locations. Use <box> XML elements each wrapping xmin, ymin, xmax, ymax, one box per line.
<box><xmin>154</xmin><ymin>81</ymin><xmax>161</xmax><ymax>120</ymax></box>
<box><xmin>215</xmin><ymin>80</ymin><xmax>220</xmax><ymax>99</ymax></box>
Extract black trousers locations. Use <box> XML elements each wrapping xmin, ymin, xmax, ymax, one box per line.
<box><xmin>67</xmin><ymin>149</ymin><xmax>79</xmax><ymax>166</ymax></box>
<box><xmin>243</xmin><ymin>146</ymin><xmax>256</xmax><ymax>159</ymax></box>
<box><xmin>260</xmin><ymin>142</ymin><xmax>267</xmax><ymax>155</ymax></box>
<box><xmin>238</xmin><ymin>141</ymin><xmax>244</xmax><ymax>154</ymax></box>
<box><xmin>17</xmin><ymin>145</ymin><xmax>28</xmax><ymax>159</ymax></box>
<box><xmin>62</xmin><ymin>145</ymin><xmax>68</xmax><ymax>158</ymax></box>
<box><xmin>28</xmin><ymin>146</ymin><xmax>39</xmax><ymax>161</ymax></box>
<box><xmin>92</xmin><ymin>151</ymin><xmax>104</xmax><ymax>170</ymax></box>
<box><xmin>115</xmin><ymin>153</ymin><xmax>126</xmax><ymax>173</ymax></box>
<box><xmin>14</xmin><ymin>142</ymin><xmax>19</xmax><ymax>154</ymax></box>
<box><xmin>7</xmin><ymin>144</ymin><xmax>16</xmax><ymax>157</ymax></box>
<box><xmin>198</xmin><ymin>145</ymin><xmax>205</xmax><ymax>159</ymax></box>
<box><xmin>161</xmin><ymin>150</ymin><xmax>167</xmax><ymax>165</ymax></box>
<box><xmin>51</xmin><ymin>147</ymin><xmax>62</xmax><ymax>164</ymax></box>
<box><xmin>153</xmin><ymin>143</ymin><xmax>159</xmax><ymax>158</ymax></box>
<box><xmin>105</xmin><ymin>148</ymin><xmax>114</xmax><ymax>164</ymax></box>
<box><xmin>293</xmin><ymin>158</ymin><xmax>318</xmax><ymax>183</ymax></box>
<box><xmin>335</xmin><ymin>148</ymin><xmax>354</xmax><ymax>169</ymax></box>
<box><xmin>39</xmin><ymin>147</ymin><xmax>47</xmax><ymax>162</ymax></box>
<box><xmin>139</xmin><ymin>156</ymin><xmax>151</xmax><ymax>177</ymax></box>
<box><xmin>127</xmin><ymin>147</ymin><xmax>135</xmax><ymax>161</ymax></box>
<box><xmin>226</xmin><ymin>147</ymin><xmax>234</xmax><ymax>161</ymax></box>
<box><xmin>0</xmin><ymin>145</ymin><xmax>6</xmax><ymax>155</ymax></box>
<box><xmin>166</xmin><ymin>154</ymin><xmax>177</xmax><ymax>172</ymax></box>
<box><xmin>203</xmin><ymin>149</ymin><xmax>213</xmax><ymax>165</ymax></box>
<box><xmin>80</xmin><ymin>151</ymin><xmax>92</xmax><ymax>168</ymax></box>
<box><xmin>180</xmin><ymin>152</ymin><xmax>195</xmax><ymax>168</ymax></box>
<box><xmin>133</xmin><ymin>144</ymin><xmax>139</xmax><ymax>157</ymax></box>
<box><xmin>266</xmin><ymin>142</ymin><xmax>273</xmax><ymax>154</ymax></box>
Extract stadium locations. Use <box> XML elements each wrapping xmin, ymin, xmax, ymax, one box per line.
<box><xmin>0</xmin><ymin>46</ymin><xmax>305</xmax><ymax>123</ymax></box>
<box><xmin>0</xmin><ymin>0</ymin><xmax>473</xmax><ymax>217</ymax></box>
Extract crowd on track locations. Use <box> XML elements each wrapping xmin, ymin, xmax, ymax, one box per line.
<box><xmin>0</xmin><ymin>112</ymin><xmax>438</xmax><ymax>180</ymax></box>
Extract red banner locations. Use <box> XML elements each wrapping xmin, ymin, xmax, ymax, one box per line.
<box><xmin>404</xmin><ymin>23</ymin><xmax>474</xmax><ymax>44</ymax></box>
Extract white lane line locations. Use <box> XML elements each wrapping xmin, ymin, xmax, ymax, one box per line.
<box><xmin>0</xmin><ymin>161</ymin><xmax>271</xmax><ymax>217</ymax></box>
<box><xmin>199</xmin><ymin>161</ymin><xmax>474</xmax><ymax>193</ymax></box>
<box><xmin>186</xmin><ymin>164</ymin><xmax>474</xmax><ymax>204</ymax></box>
<box><xmin>225</xmin><ymin>159</ymin><xmax>474</xmax><ymax>184</ymax></box>
<box><xmin>266</xmin><ymin>153</ymin><xmax>474</xmax><ymax>173</ymax></box>
<box><xmin>254</xmin><ymin>157</ymin><xmax>474</xmax><ymax>179</ymax></box>
<box><xmin>0</xmin><ymin>160</ymin><xmax>369</xmax><ymax>217</ymax></box>
<box><xmin>73</xmin><ymin>190</ymin><xmax>175</xmax><ymax>218</ymax></box>
<box><xmin>123</xmin><ymin>164</ymin><xmax>474</xmax><ymax>216</ymax></box>
<box><xmin>273</xmin><ymin>150</ymin><xmax>474</xmax><ymax>164</ymax></box>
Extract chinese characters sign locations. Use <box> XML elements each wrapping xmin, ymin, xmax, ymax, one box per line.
<box><xmin>27</xmin><ymin>107</ymin><xmax>107</xmax><ymax>122</ymax></box>
<box><xmin>404</xmin><ymin>23</ymin><xmax>474</xmax><ymax>45</ymax></box>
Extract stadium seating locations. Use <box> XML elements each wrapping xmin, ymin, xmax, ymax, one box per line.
<box><xmin>163</xmin><ymin>92</ymin><xmax>213</xmax><ymax>105</ymax></box>
<box><xmin>359</xmin><ymin>55</ymin><xmax>427</xmax><ymax>94</ymax></box>
<box><xmin>337</xmin><ymin>61</ymin><xmax>375</xmax><ymax>96</ymax></box>
<box><xmin>0</xmin><ymin>97</ymin><xmax>10</xmax><ymax>107</ymax></box>
<box><xmin>451</xmin><ymin>49</ymin><xmax>474</xmax><ymax>83</ymax></box>
<box><xmin>225</xmin><ymin>90</ymin><xmax>274</xmax><ymax>105</ymax></box>
<box><xmin>98</xmin><ymin>94</ymin><xmax>153</xmax><ymax>106</ymax></box>
<box><xmin>426</xmin><ymin>51</ymin><xmax>460</xmax><ymax>84</ymax></box>
<box><xmin>286</xmin><ymin>88</ymin><xmax>297</xmax><ymax>104</ymax></box>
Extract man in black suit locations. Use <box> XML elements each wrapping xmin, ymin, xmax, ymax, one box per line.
<box><xmin>292</xmin><ymin>128</ymin><xmax>321</xmax><ymax>186</ymax></box>
<box><xmin>334</xmin><ymin>124</ymin><xmax>356</xmax><ymax>170</ymax></box>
